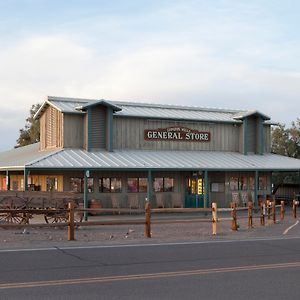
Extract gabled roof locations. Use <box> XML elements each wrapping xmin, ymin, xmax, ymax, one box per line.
<box><xmin>233</xmin><ymin>110</ymin><xmax>271</xmax><ymax>121</ymax></box>
<box><xmin>34</xmin><ymin>96</ymin><xmax>265</xmax><ymax>124</ymax></box>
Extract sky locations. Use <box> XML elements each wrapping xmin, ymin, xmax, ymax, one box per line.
<box><xmin>0</xmin><ymin>0</ymin><xmax>300</xmax><ymax>151</ymax></box>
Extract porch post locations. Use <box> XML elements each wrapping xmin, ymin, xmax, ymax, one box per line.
<box><xmin>147</xmin><ymin>170</ymin><xmax>152</xmax><ymax>206</ymax></box>
<box><xmin>6</xmin><ymin>170</ymin><xmax>10</xmax><ymax>191</ymax></box>
<box><xmin>84</xmin><ymin>170</ymin><xmax>89</xmax><ymax>221</ymax></box>
<box><xmin>254</xmin><ymin>170</ymin><xmax>259</xmax><ymax>208</ymax></box>
<box><xmin>204</xmin><ymin>170</ymin><xmax>209</xmax><ymax>208</ymax></box>
<box><xmin>24</xmin><ymin>169</ymin><xmax>29</xmax><ymax>191</ymax></box>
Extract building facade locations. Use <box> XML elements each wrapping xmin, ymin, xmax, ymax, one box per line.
<box><xmin>0</xmin><ymin>96</ymin><xmax>300</xmax><ymax>210</ymax></box>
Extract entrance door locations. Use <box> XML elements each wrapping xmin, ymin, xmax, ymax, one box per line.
<box><xmin>185</xmin><ymin>176</ymin><xmax>204</xmax><ymax>208</ymax></box>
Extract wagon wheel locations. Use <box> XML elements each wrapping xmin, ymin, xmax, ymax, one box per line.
<box><xmin>44</xmin><ymin>211</ymin><xmax>83</xmax><ymax>223</ymax></box>
<box><xmin>0</xmin><ymin>197</ymin><xmax>29</xmax><ymax>224</ymax></box>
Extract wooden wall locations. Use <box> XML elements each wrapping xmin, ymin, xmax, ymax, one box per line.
<box><xmin>63</xmin><ymin>114</ymin><xmax>84</xmax><ymax>148</ymax></box>
<box><xmin>113</xmin><ymin>117</ymin><xmax>241</xmax><ymax>151</ymax></box>
<box><xmin>89</xmin><ymin>106</ymin><xmax>106</xmax><ymax>149</ymax></box>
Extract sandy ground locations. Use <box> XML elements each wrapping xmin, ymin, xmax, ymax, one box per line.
<box><xmin>0</xmin><ymin>210</ymin><xmax>299</xmax><ymax>249</ymax></box>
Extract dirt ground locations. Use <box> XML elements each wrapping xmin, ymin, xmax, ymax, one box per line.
<box><xmin>0</xmin><ymin>210</ymin><xmax>299</xmax><ymax>249</ymax></box>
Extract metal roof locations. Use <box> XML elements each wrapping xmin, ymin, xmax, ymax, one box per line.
<box><xmin>23</xmin><ymin>148</ymin><xmax>300</xmax><ymax>171</ymax></box>
<box><xmin>1</xmin><ymin>144</ymin><xmax>299</xmax><ymax>171</ymax></box>
<box><xmin>33</xmin><ymin>96</ymin><xmax>255</xmax><ymax>123</ymax></box>
<box><xmin>0</xmin><ymin>143</ymin><xmax>59</xmax><ymax>171</ymax></box>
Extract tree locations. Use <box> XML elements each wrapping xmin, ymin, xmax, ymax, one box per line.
<box><xmin>271</xmin><ymin>119</ymin><xmax>300</xmax><ymax>194</ymax></box>
<box><xmin>16</xmin><ymin>103</ymin><xmax>41</xmax><ymax>148</ymax></box>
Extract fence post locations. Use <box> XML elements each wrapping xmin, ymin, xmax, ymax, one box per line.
<box><xmin>280</xmin><ymin>201</ymin><xmax>285</xmax><ymax>221</ymax></box>
<box><xmin>260</xmin><ymin>201</ymin><xmax>265</xmax><ymax>226</ymax></box>
<box><xmin>248</xmin><ymin>201</ymin><xmax>253</xmax><ymax>229</ymax></box>
<box><xmin>68</xmin><ymin>201</ymin><xmax>75</xmax><ymax>241</ymax></box>
<box><xmin>145</xmin><ymin>201</ymin><xmax>151</xmax><ymax>238</ymax></box>
<box><xmin>231</xmin><ymin>202</ymin><xmax>238</xmax><ymax>231</ymax></box>
<box><xmin>292</xmin><ymin>199</ymin><xmax>297</xmax><ymax>219</ymax></box>
<box><xmin>266</xmin><ymin>200</ymin><xmax>271</xmax><ymax>220</ymax></box>
<box><xmin>212</xmin><ymin>202</ymin><xmax>217</xmax><ymax>235</ymax></box>
<box><xmin>272</xmin><ymin>201</ymin><xmax>276</xmax><ymax>224</ymax></box>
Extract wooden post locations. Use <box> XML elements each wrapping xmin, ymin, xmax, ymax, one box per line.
<box><xmin>292</xmin><ymin>199</ymin><xmax>297</xmax><ymax>219</ymax></box>
<box><xmin>144</xmin><ymin>201</ymin><xmax>151</xmax><ymax>238</ymax></box>
<box><xmin>231</xmin><ymin>202</ymin><xmax>238</xmax><ymax>231</ymax></box>
<box><xmin>68</xmin><ymin>201</ymin><xmax>75</xmax><ymax>241</ymax></box>
<box><xmin>260</xmin><ymin>201</ymin><xmax>265</xmax><ymax>226</ymax></box>
<box><xmin>248</xmin><ymin>201</ymin><xmax>253</xmax><ymax>229</ymax></box>
<box><xmin>266</xmin><ymin>200</ymin><xmax>271</xmax><ymax>220</ymax></box>
<box><xmin>212</xmin><ymin>202</ymin><xmax>217</xmax><ymax>235</ymax></box>
<box><xmin>272</xmin><ymin>201</ymin><xmax>276</xmax><ymax>224</ymax></box>
<box><xmin>280</xmin><ymin>201</ymin><xmax>285</xmax><ymax>221</ymax></box>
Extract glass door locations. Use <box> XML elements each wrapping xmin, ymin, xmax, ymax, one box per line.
<box><xmin>185</xmin><ymin>175</ymin><xmax>204</xmax><ymax>208</ymax></box>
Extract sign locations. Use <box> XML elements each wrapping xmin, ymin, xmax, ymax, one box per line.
<box><xmin>144</xmin><ymin>126</ymin><xmax>210</xmax><ymax>142</ymax></box>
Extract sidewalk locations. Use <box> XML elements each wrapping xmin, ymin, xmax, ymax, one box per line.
<box><xmin>0</xmin><ymin>209</ymin><xmax>299</xmax><ymax>249</ymax></box>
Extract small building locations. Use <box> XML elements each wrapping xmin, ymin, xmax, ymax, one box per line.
<box><xmin>1</xmin><ymin>96</ymin><xmax>300</xmax><ymax>210</ymax></box>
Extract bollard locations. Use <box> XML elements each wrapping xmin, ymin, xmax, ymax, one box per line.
<box><xmin>260</xmin><ymin>201</ymin><xmax>265</xmax><ymax>226</ymax></box>
<box><xmin>266</xmin><ymin>200</ymin><xmax>271</xmax><ymax>220</ymax></box>
<box><xmin>292</xmin><ymin>200</ymin><xmax>297</xmax><ymax>219</ymax></box>
<box><xmin>272</xmin><ymin>201</ymin><xmax>276</xmax><ymax>224</ymax></box>
<box><xmin>248</xmin><ymin>201</ymin><xmax>253</xmax><ymax>229</ymax></box>
<box><xmin>144</xmin><ymin>202</ymin><xmax>151</xmax><ymax>238</ymax></box>
<box><xmin>231</xmin><ymin>202</ymin><xmax>238</xmax><ymax>231</ymax></box>
<box><xmin>212</xmin><ymin>202</ymin><xmax>217</xmax><ymax>235</ymax></box>
<box><xmin>68</xmin><ymin>201</ymin><xmax>75</xmax><ymax>241</ymax></box>
<box><xmin>280</xmin><ymin>201</ymin><xmax>285</xmax><ymax>221</ymax></box>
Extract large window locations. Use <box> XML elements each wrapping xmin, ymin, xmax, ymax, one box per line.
<box><xmin>229</xmin><ymin>177</ymin><xmax>239</xmax><ymax>191</ymax></box>
<box><xmin>99</xmin><ymin>177</ymin><xmax>122</xmax><ymax>193</ymax></box>
<box><xmin>70</xmin><ymin>178</ymin><xmax>94</xmax><ymax>193</ymax></box>
<box><xmin>153</xmin><ymin>177</ymin><xmax>174</xmax><ymax>192</ymax></box>
<box><xmin>259</xmin><ymin>176</ymin><xmax>267</xmax><ymax>190</ymax></box>
<box><xmin>239</xmin><ymin>176</ymin><xmax>247</xmax><ymax>190</ymax></box>
<box><xmin>127</xmin><ymin>177</ymin><xmax>148</xmax><ymax>192</ymax></box>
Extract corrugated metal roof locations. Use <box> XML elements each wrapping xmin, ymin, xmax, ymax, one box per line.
<box><xmin>0</xmin><ymin>143</ymin><xmax>59</xmax><ymax>170</ymax></box>
<box><xmin>24</xmin><ymin>148</ymin><xmax>300</xmax><ymax>171</ymax></box>
<box><xmin>34</xmin><ymin>96</ymin><xmax>252</xmax><ymax>123</ymax></box>
<box><xmin>1</xmin><ymin>144</ymin><xmax>299</xmax><ymax>171</ymax></box>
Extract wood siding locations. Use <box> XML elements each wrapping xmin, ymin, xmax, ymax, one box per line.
<box><xmin>89</xmin><ymin>106</ymin><xmax>106</xmax><ymax>149</ymax></box>
<box><xmin>113</xmin><ymin>117</ymin><xmax>240</xmax><ymax>151</ymax></box>
<box><xmin>247</xmin><ymin>116</ymin><xmax>257</xmax><ymax>153</ymax></box>
<box><xmin>39</xmin><ymin>106</ymin><xmax>63</xmax><ymax>150</ymax></box>
<box><xmin>63</xmin><ymin>114</ymin><xmax>84</xmax><ymax>148</ymax></box>
<box><xmin>264</xmin><ymin>125</ymin><xmax>271</xmax><ymax>153</ymax></box>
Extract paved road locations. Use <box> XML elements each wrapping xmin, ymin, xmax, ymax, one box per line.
<box><xmin>1</xmin><ymin>237</ymin><xmax>300</xmax><ymax>299</ymax></box>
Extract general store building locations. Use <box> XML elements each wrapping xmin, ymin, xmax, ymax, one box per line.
<box><xmin>1</xmin><ymin>96</ymin><xmax>300</xmax><ymax>210</ymax></box>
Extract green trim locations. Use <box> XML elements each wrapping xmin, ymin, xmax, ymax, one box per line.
<box><xmin>243</xmin><ymin>118</ymin><xmax>248</xmax><ymax>155</ymax></box>
<box><xmin>106</xmin><ymin>107</ymin><xmax>113</xmax><ymax>152</ymax></box>
<box><xmin>87</xmin><ymin>108</ymin><xmax>92</xmax><ymax>151</ymax></box>
<box><xmin>84</xmin><ymin>170</ymin><xmax>89</xmax><ymax>221</ymax></box>
<box><xmin>24</xmin><ymin>169</ymin><xmax>28</xmax><ymax>191</ymax></box>
<box><xmin>254</xmin><ymin>170</ymin><xmax>258</xmax><ymax>208</ymax></box>
<box><xmin>204</xmin><ymin>170</ymin><xmax>209</xmax><ymax>208</ymax></box>
<box><xmin>258</xmin><ymin>116</ymin><xmax>264</xmax><ymax>155</ymax></box>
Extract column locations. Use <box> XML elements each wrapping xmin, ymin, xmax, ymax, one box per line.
<box><xmin>147</xmin><ymin>170</ymin><xmax>152</xmax><ymax>206</ymax></box>
<box><xmin>84</xmin><ymin>170</ymin><xmax>89</xmax><ymax>221</ymax></box>
<box><xmin>204</xmin><ymin>170</ymin><xmax>209</xmax><ymax>208</ymax></box>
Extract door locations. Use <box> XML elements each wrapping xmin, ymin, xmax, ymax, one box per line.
<box><xmin>185</xmin><ymin>176</ymin><xmax>204</xmax><ymax>208</ymax></box>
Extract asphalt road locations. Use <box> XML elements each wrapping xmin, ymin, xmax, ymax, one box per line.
<box><xmin>1</xmin><ymin>237</ymin><xmax>300</xmax><ymax>299</ymax></box>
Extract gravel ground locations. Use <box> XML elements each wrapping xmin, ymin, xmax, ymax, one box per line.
<box><xmin>0</xmin><ymin>210</ymin><xmax>299</xmax><ymax>249</ymax></box>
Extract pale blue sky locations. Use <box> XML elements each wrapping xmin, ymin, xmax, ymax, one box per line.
<box><xmin>0</xmin><ymin>0</ymin><xmax>300</xmax><ymax>151</ymax></box>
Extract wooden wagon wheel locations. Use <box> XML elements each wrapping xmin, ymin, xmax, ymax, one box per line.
<box><xmin>44</xmin><ymin>209</ymin><xmax>83</xmax><ymax>223</ymax></box>
<box><xmin>0</xmin><ymin>197</ymin><xmax>29</xmax><ymax>224</ymax></box>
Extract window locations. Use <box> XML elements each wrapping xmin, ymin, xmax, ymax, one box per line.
<box><xmin>259</xmin><ymin>176</ymin><xmax>267</xmax><ymax>190</ymax></box>
<box><xmin>127</xmin><ymin>178</ymin><xmax>138</xmax><ymax>192</ymax></box>
<box><xmin>127</xmin><ymin>178</ymin><xmax>148</xmax><ymax>192</ymax></box>
<box><xmin>154</xmin><ymin>177</ymin><xmax>174</xmax><ymax>192</ymax></box>
<box><xmin>229</xmin><ymin>177</ymin><xmax>239</xmax><ymax>191</ymax></box>
<box><xmin>99</xmin><ymin>177</ymin><xmax>122</xmax><ymax>193</ymax></box>
<box><xmin>239</xmin><ymin>176</ymin><xmax>247</xmax><ymax>190</ymax></box>
<box><xmin>70</xmin><ymin>178</ymin><xmax>94</xmax><ymax>193</ymax></box>
<box><xmin>46</xmin><ymin>177</ymin><xmax>58</xmax><ymax>191</ymax></box>
<box><xmin>249</xmin><ymin>177</ymin><xmax>255</xmax><ymax>190</ymax></box>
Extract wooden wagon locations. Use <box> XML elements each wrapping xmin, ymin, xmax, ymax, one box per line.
<box><xmin>0</xmin><ymin>191</ymin><xmax>83</xmax><ymax>224</ymax></box>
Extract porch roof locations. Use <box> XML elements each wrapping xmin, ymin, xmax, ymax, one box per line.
<box><xmin>1</xmin><ymin>144</ymin><xmax>300</xmax><ymax>172</ymax></box>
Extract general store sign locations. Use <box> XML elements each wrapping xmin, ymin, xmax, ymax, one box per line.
<box><xmin>144</xmin><ymin>126</ymin><xmax>210</xmax><ymax>142</ymax></box>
